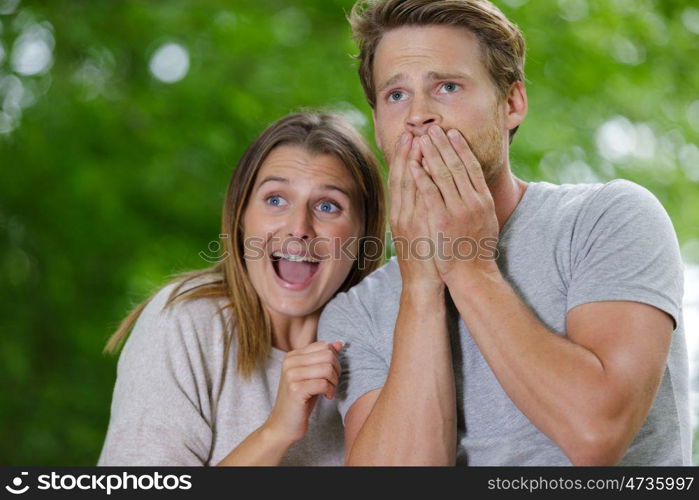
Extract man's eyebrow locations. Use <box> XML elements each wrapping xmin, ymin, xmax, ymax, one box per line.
<box><xmin>377</xmin><ymin>71</ymin><xmax>472</xmax><ymax>93</ymax></box>
<box><xmin>426</xmin><ymin>71</ymin><xmax>472</xmax><ymax>82</ymax></box>
<box><xmin>377</xmin><ymin>72</ymin><xmax>405</xmax><ymax>93</ymax></box>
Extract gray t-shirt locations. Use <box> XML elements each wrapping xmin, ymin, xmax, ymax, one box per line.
<box><xmin>318</xmin><ymin>179</ymin><xmax>691</xmax><ymax>466</ymax></box>
<box><xmin>98</xmin><ymin>278</ymin><xmax>344</xmax><ymax>466</ymax></box>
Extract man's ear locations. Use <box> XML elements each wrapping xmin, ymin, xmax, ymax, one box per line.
<box><xmin>504</xmin><ymin>81</ymin><xmax>528</xmax><ymax>132</ymax></box>
<box><xmin>372</xmin><ymin>108</ymin><xmax>383</xmax><ymax>151</ymax></box>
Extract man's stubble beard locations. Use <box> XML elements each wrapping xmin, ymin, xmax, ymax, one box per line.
<box><xmin>469</xmin><ymin>114</ymin><xmax>507</xmax><ymax>188</ymax></box>
<box><xmin>382</xmin><ymin>115</ymin><xmax>507</xmax><ymax>188</ymax></box>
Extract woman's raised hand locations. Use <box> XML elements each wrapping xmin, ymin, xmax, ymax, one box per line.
<box><xmin>264</xmin><ymin>340</ymin><xmax>344</xmax><ymax>445</ymax></box>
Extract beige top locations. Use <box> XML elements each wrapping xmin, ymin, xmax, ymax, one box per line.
<box><xmin>97</xmin><ymin>277</ymin><xmax>345</xmax><ymax>466</ymax></box>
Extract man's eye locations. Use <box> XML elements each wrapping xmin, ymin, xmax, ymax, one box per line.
<box><xmin>387</xmin><ymin>90</ymin><xmax>406</xmax><ymax>102</ymax></box>
<box><xmin>265</xmin><ymin>195</ymin><xmax>287</xmax><ymax>207</ymax></box>
<box><xmin>439</xmin><ymin>82</ymin><xmax>460</xmax><ymax>93</ymax></box>
<box><xmin>317</xmin><ymin>201</ymin><xmax>340</xmax><ymax>213</ymax></box>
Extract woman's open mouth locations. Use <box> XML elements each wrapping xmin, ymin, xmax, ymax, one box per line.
<box><xmin>271</xmin><ymin>251</ymin><xmax>321</xmax><ymax>290</ymax></box>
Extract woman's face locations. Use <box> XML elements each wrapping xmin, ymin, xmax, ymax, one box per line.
<box><xmin>242</xmin><ymin>145</ymin><xmax>363</xmax><ymax>319</ymax></box>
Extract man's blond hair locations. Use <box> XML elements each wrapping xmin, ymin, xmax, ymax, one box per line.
<box><xmin>349</xmin><ymin>0</ymin><xmax>526</xmax><ymax>142</ymax></box>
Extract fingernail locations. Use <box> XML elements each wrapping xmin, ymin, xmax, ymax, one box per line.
<box><xmin>428</xmin><ymin>126</ymin><xmax>440</xmax><ymax>137</ymax></box>
<box><xmin>447</xmin><ymin>129</ymin><xmax>460</xmax><ymax>140</ymax></box>
<box><xmin>401</xmin><ymin>133</ymin><xmax>410</xmax><ymax>144</ymax></box>
<box><xmin>421</xmin><ymin>135</ymin><xmax>430</xmax><ymax>145</ymax></box>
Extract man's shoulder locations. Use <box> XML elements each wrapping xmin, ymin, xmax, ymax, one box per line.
<box><xmin>559</xmin><ymin>178</ymin><xmax>669</xmax><ymax>231</ymax></box>
<box><xmin>533</xmin><ymin>178</ymin><xmax>657</xmax><ymax>210</ymax></box>
<box><xmin>319</xmin><ymin>257</ymin><xmax>401</xmax><ymax>327</ymax></box>
<box><xmin>520</xmin><ymin>178</ymin><xmax>663</xmax><ymax>229</ymax></box>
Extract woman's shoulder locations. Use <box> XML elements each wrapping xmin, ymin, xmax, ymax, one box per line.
<box><xmin>150</xmin><ymin>274</ymin><xmax>230</xmax><ymax>322</ymax></box>
<box><xmin>123</xmin><ymin>274</ymin><xmax>233</xmax><ymax>365</ymax></box>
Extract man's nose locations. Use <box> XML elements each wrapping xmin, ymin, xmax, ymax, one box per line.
<box><xmin>405</xmin><ymin>95</ymin><xmax>441</xmax><ymax>136</ymax></box>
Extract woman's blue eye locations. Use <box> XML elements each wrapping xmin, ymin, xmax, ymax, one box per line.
<box><xmin>317</xmin><ymin>201</ymin><xmax>340</xmax><ymax>213</ymax></box>
<box><xmin>265</xmin><ymin>195</ymin><xmax>286</xmax><ymax>207</ymax></box>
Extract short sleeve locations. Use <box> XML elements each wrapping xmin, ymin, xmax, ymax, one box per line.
<box><xmin>566</xmin><ymin>179</ymin><xmax>684</xmax><ymax>331</ymax></box>
<box><xmin>317</xmin><ymin>294</ymin><xmax>389</xmax><ymax>424</ymax></box>
<box><xmin>97</xmin><ymin>288</ymin><xmax>214</xmax><ymax>466</ymax></box>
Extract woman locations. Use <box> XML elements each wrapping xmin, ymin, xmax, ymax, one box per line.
<box><xmin>97</xmin><ymin>112</ymin><xmax>386</xmax><ymax>466</ymax></box>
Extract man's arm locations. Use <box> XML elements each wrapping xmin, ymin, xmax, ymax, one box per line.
<box><xmin>411</xmin><ymin>126</ymin><xmax>677</xmax><ymax>465</ymax></box>
<box><xmin>344</xmin><ymin>133</ymin><xmax>456</xmax><ymax>465</ymax></box>
<box><xmin>345</xmin><ymin>286</ymin><xmax>455</xmax><ymax>465</ymax></box>
<box><xmin>448</xmin><ymin>272</ymin><xmax>672</xmax><ymax>465</ymax></box>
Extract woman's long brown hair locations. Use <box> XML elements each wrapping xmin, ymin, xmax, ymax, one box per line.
<box><xmin>103</xmin><ymin>112</ymin><xmax>386</xmax><ymax>377</ymax></box>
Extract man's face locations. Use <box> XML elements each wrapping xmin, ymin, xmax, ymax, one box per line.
<box><xmin>372</xmin><ymin>25</ymin><xmax>509</xmax><ymax>183</ymax></box>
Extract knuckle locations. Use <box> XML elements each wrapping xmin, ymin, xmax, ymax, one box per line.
<box><xmin>475</xmin><ymin>197</ymin><xmax>490</xmax><ymax>213</ymax></box>
<box><xmin>435</xmin><ymin>169</ymin><xmax>452</xmax><ymax>181</ymax></box>
<box><xmin>449</xmin><ymin>158</ymin><xmax>465</xmax><ymax>170</ymax></box>
<box><xmin>435</xmin><ymin>214</ymin><xmax>449</xmax><ymax>229</ymax></box>
<box><xmin>426</xmin><ymin>184</ymin><xmax>440</xmax><ymax>196</ymax></box>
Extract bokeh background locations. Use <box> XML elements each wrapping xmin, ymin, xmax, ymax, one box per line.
<box><xmin>1</xmin><ymin>0</ymin><xmax>698</xmax><ymax>465</ymax></box>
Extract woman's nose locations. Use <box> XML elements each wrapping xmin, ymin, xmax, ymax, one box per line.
<box><xmin>285</xmin><ymin>205</ymin><xmax>315</xmax><ymax>240</ymax></box>
<box><xmin>405</xmin><ymin>95</ymin><xmax>442</xmax><ymax>137</ymax></box>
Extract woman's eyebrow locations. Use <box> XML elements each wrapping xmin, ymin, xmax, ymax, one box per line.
<box><xmin>256</xmin><ymin>176</ymin><xmax>351</xmax><ymax>199</ymax></box>
<box><xmin>322</xmin><ymin>184</ymin><xmax>352</xmax><ymax>199</ymax></box>
<box><xmin>256</xmin><ymin>175</ymin><xmax>288</xmax><ymax>190</ymax></box>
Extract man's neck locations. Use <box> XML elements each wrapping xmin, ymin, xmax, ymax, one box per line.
<box><xmin>489</xmin><ymin>165</ymin><xmax>528</xmax><ymax>233</ymax></box>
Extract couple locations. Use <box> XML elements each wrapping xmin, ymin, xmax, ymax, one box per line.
<box><xmin>98</xmin><ymin>0</ymin><xmax>690</xmax><ymax>466</ymax></box>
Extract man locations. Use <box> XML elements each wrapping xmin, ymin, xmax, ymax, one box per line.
<box><xmin>317</xmin><ymin>0</ymin><xmax>691</xmax><ymax>465</ymax></box>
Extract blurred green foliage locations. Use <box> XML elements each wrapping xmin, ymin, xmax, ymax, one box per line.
<box><xmin>0</xmin><ymin>0</ymin><xmax>697</xmax><ymax>465</ymax></box>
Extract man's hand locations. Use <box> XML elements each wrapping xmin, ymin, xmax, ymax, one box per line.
<box><xmin>410</xmin><ymin>125</ymin><xmax>500</xmax><ymax>285</ymax></box>
<box><xmin>389</xmin><ymin>132</ymin><xmax>443</xmax><ymax>294</ymax></box>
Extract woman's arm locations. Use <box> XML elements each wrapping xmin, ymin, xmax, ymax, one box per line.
<box><xmin>215</xmin><ymin>423</ymin><xmax>294</xmax><ymax>466</ymax></box>
<box><xmin>216</xmin><ymin>340</ymin><xmax>343</xmax><ymax>466</ymax></box>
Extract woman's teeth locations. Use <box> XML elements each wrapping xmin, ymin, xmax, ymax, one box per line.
<box><xmin>271</xmin><ymin>250</ymin><xmax>321</xmax><ymax>286</ymax></box>
<box><xmin>271</xmin><ymin>251</ymin><xmax>319</xmax><ymax>263</ymax></box>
